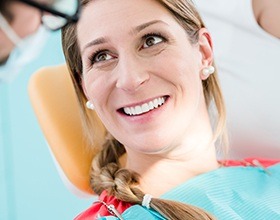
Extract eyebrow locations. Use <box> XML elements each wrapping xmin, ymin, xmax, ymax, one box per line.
<box><xmin>133</xmin><ymin>20</ymin><xmax>166</xmax><ymax>34</ymax></box>
<box><xmin>81</xmin><ymin>20</ymin><xmax>167</xmax><ymax>53</ymax></box>
<box><xmin>82</xmin><ymin>37</ymin><xmax>109</xmax><ymax>54</ymax></box>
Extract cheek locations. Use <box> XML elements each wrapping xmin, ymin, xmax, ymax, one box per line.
<box><xmin>83</xmin><ymin>70</ymin><xmax>107</xmax><ymax>101</ymax></box>
<box><xmin>156</xmin><ymin>48</ymin><xmax>202</xmax><ymax>106</ymax></box>
<box><xmin>84</xmin><ymin>70</ymin><xmax>112</xmax><ymax>109</ymax></box>
<box><xmin>153</xmin><ymin>48</ymin><xmax>200</xmax><ymax>83</ymax></box>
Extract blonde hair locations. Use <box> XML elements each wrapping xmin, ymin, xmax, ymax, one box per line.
<box><xmin>62</xmin><ymin>0</ymin><xmax>227</xmax><ymax>219</ymax></box>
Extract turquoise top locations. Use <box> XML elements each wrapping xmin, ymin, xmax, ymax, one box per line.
<box><xmin>98</xmin><ymin>164</ymin><xmax>280</xmax><ymax>219</ymax></box>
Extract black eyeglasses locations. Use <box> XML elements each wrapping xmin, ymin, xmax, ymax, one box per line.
<box><xmin>19</xmin><ymin>0</ymin><xmax>80</xmax><ymax>30</ymax></box>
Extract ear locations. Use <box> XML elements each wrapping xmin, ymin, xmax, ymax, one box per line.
<box><xmin>198</xmin><ymin>28</ymin><xmax>214</xmax><ymax>80</ymax></box>
<box><xmin>81</xmin><ymin>75</ymin><xmax>90</xmax><ymax>100</ymax></box>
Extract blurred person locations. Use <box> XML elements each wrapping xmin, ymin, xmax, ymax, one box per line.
<box><xmin>0</xmin><ymin>0</ymin><xmax>79</xmax><ymax>82</ymax></box>
<box><xmin>0</xmin><ymin>1</ymin><xmax>89</xmax><ymax>220</ymax></box>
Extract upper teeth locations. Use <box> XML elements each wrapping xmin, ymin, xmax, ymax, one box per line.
<box><xmin>123</xmin><ymin>97</ymin><xmax>166</xmax><ymax>116</ymax></box>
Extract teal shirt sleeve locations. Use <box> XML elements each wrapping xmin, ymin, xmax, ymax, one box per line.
<box><xmin>97</xmin><ymin>205</ymin><xmax>166</xmax><ymax>220</ymax></box>
<box><xmin>97</xmin><ymin>165</ymin><xmax>280</xmax><ymax>220</ymax></box>
<box><xmin>161</xmin><ymin>164</ymin><xmax>280</xmax><ymax>220</ymax></box>
<box><xmin>122</xmin><ymin>205</ymin><xmax>165</xmax><ymax>220</ymax></box>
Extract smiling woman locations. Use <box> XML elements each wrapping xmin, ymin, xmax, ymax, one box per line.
<box><xmin>61</xmin><ymin>0</ymin><xmax>280</xmax><ymax>219</ymax></box>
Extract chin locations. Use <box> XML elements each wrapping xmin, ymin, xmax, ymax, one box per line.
<box><xmin>125</xmin><ymin>139</ymin><xmax>172</xmax><ymax>155</ymax></box>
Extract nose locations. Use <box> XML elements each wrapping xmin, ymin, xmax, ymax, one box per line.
<box><xmin>115</xmin><ymin>55</ymin><xmax>150</xmax><ymax>92</ymax></box>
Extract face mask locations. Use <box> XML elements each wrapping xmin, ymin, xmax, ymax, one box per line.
<box><xmin>0</xmin><ymin>13</ymin><xmax>50</xmax><ymax>83</ymax></box>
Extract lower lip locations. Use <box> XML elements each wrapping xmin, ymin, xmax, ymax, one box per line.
<box><xmin>118</xmin><ymin>97</ymin><xmax>169</xmax><ymax>123</ymax></box>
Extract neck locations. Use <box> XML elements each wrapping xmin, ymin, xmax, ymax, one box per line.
<box><xmin>125</xmin><ymin>142</ymin><xmax>219</xmax><ymax>197</ymax></box>
<box><xmin>124</xmin><ymin>94</ymin><xmax>220</xmax><ymax>196</ymax></box>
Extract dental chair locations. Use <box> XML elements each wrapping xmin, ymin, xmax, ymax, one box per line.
<box><xmin>28</xmin><ymin>64</ymin><xmax>100</xmax><ymax>197</ymax></box>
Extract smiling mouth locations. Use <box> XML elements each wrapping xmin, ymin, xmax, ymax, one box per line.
<box><xmin>119</xmin><ymin>96</ymin><xmax>168</xmax><ymax>116</ymax></box>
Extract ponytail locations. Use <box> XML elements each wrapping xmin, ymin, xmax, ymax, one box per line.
<box><xmin>90</xmin><ymin>138</ymin><xmax>216</xmax><ymax>220</ymax></box>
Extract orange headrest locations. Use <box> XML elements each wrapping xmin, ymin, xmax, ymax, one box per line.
<box><xmin>28</xmin><ymin>64</ymin><xmax>96</xmax><ymax>195</ymax></box>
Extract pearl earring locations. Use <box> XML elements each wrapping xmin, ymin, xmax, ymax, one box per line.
<box><xmin>202</xmin><ymin>65</ymin><xmax>215</xmax><ymax>77</ymax></box>
<box><xmin>86</xmin><ymin>101</ymin><xmax>94</xmax><ymax>110</ymax></box>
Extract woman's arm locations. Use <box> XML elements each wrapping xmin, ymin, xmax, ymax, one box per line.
<box><xmin>252</xmin><ymin>0</ymin><xmax>280</xmax><ymax>38</ymax></box>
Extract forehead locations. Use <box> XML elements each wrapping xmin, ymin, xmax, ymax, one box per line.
<box><xmin>77</xmin><ymin>0</ymin><xmax>177</xmax><ymax>47</ymax></box>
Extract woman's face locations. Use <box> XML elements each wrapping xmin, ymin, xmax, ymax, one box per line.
<box><xmin>78</xmin><ymin>0</ymin><xmax>212</xmax><ymax>154</ymax></box>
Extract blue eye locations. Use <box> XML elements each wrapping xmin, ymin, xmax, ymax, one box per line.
<box><xmin>143</xmin><ymin>35</ymin><xmax>164</xmax><ymax>48</ymax></box>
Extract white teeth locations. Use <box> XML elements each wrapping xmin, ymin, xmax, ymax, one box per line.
<box><xmin>135</xmin><ymin>106</ymin><xmax>142</xmax><ymax>115</ymax></box>
<box><xmin>142</xmin><ymin>103</ymin><xmax>150</xmax><ymax>113</ymax></box>
<box><xmin>153</xmin><ymin>98</ymin><xmax>159</xmax><ymax>107</ymax></box>
<box><xmin>123</xmin><ymin>97</ymin><xmax>166</xmax><ymax>116</ymax></box>
<box><xmin>148</xmin><ymin>101</ymin><xmax>154</xmax><ymax>109</ymax></box>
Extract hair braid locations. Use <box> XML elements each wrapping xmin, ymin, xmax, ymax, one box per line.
<box><xmin>90</xmin><ymin>137</ymin><xmax>141</xmax><ymax>202</ymax></box>
<box><xmin>90</xmin><ymin>138</ymin><xmax>216</xmax><ymax>220</ymax></box>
